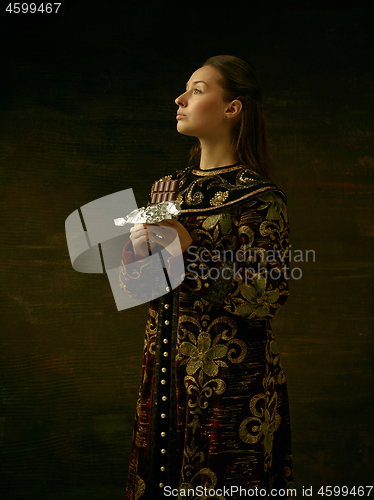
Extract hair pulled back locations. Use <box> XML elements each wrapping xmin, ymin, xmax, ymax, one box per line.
<box><xmin>188</xmin><ymin>55</ymin><xmax>273</xmax><ymax>181</ymax></box>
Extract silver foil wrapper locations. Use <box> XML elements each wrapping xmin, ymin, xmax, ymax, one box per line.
<box><xmin>113</xmin><ymin>200</ymin><xmax>181</xmax><ymax>226</ymax></box>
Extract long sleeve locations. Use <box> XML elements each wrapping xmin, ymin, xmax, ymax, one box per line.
<box><xmin>167</xmin><ymin>190</ymin><xmax>290</xmax><ymax>320</ymax></box>
<box><xmin>119</xmin><ymin>240</ymin><xmax>162</xmax><ymax>301</ymax></box>
<box><xmin>119</xmin><ymin>174</ymin><xmax>177</xmax><ymax>301</ymax></box>
<box><xmin>119</xmin><ymin>181</ymin><xmax>157</xmax><ymax>301</ymax></box>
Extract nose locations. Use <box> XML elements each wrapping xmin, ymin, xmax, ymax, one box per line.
<box><xmin>175</xmin><ymin>92</ymin><xmax>187</xmax><ymax>107</ymax></box>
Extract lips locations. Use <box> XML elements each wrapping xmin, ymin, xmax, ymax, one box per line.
<box><xmin>177</xmin><ymin>109</ymin><xmax>186</xmax><ymax>120</ymax></box>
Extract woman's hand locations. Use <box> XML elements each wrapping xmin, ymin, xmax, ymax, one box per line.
<box><xmin>129</xmin><ymin>224</ymin><xmax>156</xmax><ymax>260</ymax></box>
<box><xmin>129</xmin><ymin>219</ymin><xmax>193</xmax><ymax>259</ymax></box>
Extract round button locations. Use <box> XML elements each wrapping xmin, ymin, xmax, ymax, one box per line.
<box><xmin>161</xmin><ymin>413</ymin><xmax>166</xmax><ymax>419</ymax></box>
<box><xmin>163</xmin><ymin>338</ymin><xmax>168</xmax><ymax>344</ymax></box>
<box><xmin>164</xmin><ymin>304</ymin><xmax>169</xmax><ymax>309</ymax></box>
<box><xmin>162</xmin><ymin>396</ymin><xmax>167</xmax><ymax>401</ymax></box>
<box><xmin>161</xmin><ymin>432</ymin><xmax>166</xmax><ymax>437</ymax></box>
<box><xmin>161</xmin><ymin>449</ymin><xmax>166</xmax><ymax>454</ymax></box>
<box><xmin>160</xmin><ymin>466</ymin><xmax>165</xmax><ymax>471</ymax></box>
<box><xmin>161</xmin><ymin>379</ymin><xmax>166</xmax><ymax>385</ymax></box>
<box><xmin>163</xmin><ymin>351</ymin><xmax>169</xmax><ymax>357</ymax></box>
<box><xmin>159</xmin><ymin>483</ymin><xmax>164</xmax><ymax>488</ymax></box>
<box><xmin>161</xmin><ymin>367</ymin><xmax>167</xmax><ymax>373</ymax></box>
<box><xmin>166</xmin><ymin>287</ymin><xmax>171</xmax><ymax>292</ymax></box>
<box><xmin>164</xmin><ymin>320</ymin><xmax>170</xmax><ymax>325</ymax></box>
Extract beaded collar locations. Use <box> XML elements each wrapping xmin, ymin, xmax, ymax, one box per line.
<box><xmin>157</xmin><ymin>163</ymin><xmax>285</xmax><ymax>214</ymax></box>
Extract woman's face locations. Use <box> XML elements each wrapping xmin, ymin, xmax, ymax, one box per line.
<box><xmin>175</xmin><ymin>65</ymin><xmax>231</xmax><ymax>140</ymax></box>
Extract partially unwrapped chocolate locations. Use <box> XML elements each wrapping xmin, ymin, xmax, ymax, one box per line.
<box><xmin>114</xmin><ymin>179</ymin><xmax>180</xmax><ymax>226</ymax></box>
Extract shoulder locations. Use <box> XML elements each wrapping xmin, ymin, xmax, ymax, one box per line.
<box><xmin>240</xmin><ymin>189</ymin><xmax>289</xmax><ymax>223</ymax></box>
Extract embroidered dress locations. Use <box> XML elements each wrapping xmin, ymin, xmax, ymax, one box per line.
<box><xmin>120</xmin><ymin>163</ymin><xmax>294</xmax><ymax>500</ymax></box>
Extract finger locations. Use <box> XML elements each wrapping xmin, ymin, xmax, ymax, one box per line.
<box><xmin>130</xmin><ymin>233</ymin><xmax>156</xmax><ymax>248</ymax></box>
<box><xmin>130</xmin><ymin>225</ymin><xmax>146</xmax><ymax>235</ymax></box>
<box><xmin>130</xmin><ymin>229</ymin><xmax>147</xmax><ymax>242</ymax></box>
<box><xmin>130</xmin><ymin>230</ymin><xmax>146</xmax><ymax>241</ymax></box>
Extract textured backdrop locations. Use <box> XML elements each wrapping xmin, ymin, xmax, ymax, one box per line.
<box><xmin>0</xmin><ymin>0</ymin><xmax>373</xmax><ymax>499</ymax></box>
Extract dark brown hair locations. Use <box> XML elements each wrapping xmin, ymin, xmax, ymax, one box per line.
<box><xmin>188</xmin><ymin>55</ymin><xmax>274</xmax><ymax>181</ymax></box>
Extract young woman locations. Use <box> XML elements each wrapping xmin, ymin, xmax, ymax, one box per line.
<box><xmin>120</xmin><ymin>55</ymin><xmax>294</xmax><ymax>500</ymax></box>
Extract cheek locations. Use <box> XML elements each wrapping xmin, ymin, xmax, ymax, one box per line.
<box><xmin>194</xmin><ymin>98</ymin><xmax>223</xmax><ymax>121</ymax></box>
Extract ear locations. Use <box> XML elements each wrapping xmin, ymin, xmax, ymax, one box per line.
<box><xmin>224</xmin><ymin>99</ymin><xmax>242</xmax><ymax>119</ymax></box>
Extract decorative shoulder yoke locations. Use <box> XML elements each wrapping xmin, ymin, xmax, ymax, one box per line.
<box><xmin>156</xmin><ymin>164</ymin><xmax>286</xmax><ymax>214</ymax></box>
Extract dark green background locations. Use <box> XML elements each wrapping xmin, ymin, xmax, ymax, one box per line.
<box><xmin>0</xmin><ymin>1</ymin><xmax>373</xmax><ymax>498</ymax></box>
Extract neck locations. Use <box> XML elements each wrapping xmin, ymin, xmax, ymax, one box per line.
<box><xmin>198</xmin><ymin>136</ymin><xmax>238</xmax><ymax>170</ymax></box>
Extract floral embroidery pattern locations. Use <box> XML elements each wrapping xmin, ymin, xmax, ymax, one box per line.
<box><xmin>180</xmin><ymin>332</ymin><xmax>228</xmax><ymax>377</ymax></box>
<box><xmin>235</xmin><ymin>275</ymin><xmax>280</xmax><ymax>318</ymax></box>
<box><xmin>239</xmin><ymin>393</ymin><xmax>281</xmax><ymax>454</ymax></box>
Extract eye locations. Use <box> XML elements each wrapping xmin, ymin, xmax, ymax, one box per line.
<box><xmin>193</xmin><ymin>88</ymin><xmax>202</xmax><ymax>94</ymax></box>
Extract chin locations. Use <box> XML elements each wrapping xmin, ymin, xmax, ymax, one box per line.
<box><xmin>176</xmin><ymin>124</ymin><xmax>196</xmax><ymax>137</ymax></box>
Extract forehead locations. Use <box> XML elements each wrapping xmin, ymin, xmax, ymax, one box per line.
<box><xmin>186</xmin><ymin>65</ymin><xmax>222</xmax><ymax>87</ymax></box>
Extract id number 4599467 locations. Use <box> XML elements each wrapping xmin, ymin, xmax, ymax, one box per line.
<box><xmin>5</xmin><ymin>3</ymin><xmax>61</xmax><ymax>13</ymax></box>
<box><xmin>317</xmin><ymin>485</ymin><xmax>373</xmax><ymax>496</ymax></box>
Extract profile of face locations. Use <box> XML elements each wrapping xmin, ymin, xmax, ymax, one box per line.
<box><xmin>175</xmin><ymin>65</ymin><xmax>241</xmax><ymax>140</ymax></box>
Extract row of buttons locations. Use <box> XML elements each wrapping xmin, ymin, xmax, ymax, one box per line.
<box><xmin>159</xmin><ymin>297</ymin><xmax>171</xmax><ymax>489</ymax></box>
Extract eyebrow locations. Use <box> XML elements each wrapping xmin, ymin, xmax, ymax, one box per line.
<box><xmin>185</xmin><ymin>80</ymin><xmax>209</xmax><ymax>89</ymax></box>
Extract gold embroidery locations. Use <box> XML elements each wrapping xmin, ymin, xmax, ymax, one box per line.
<box><xmin>187</xmin><ymin>467</ymin><xmax>219</xmax><ymax>493</ymax></box>
<box><xmin>158</xmin><ymin>174</ymin><xmax>173</xmax><ymax>181</ymax></box>
<box><xmin>202</xmin><ymin>213</ymin><xmax>232</xmax><ymax>233</ymax></box>
<box><xmin>180</xmin><ymin>333</ymin><xmax>228</xmax><ymax>377</ymax></box>
<box><xmin>209</xmin><ymin>190</ymin><xmax>229</xmax><ymax>206</ymax></box>
<box><xmin>257</xmin><ymin>191</ymin><xmax>289</xmax><ymax>222</ymax></box>
<box><xmin>177</xmin><ymin>164</ymin><xmax>278</xmax><ymax>213</ymax></box>
<box><xmin>185</xmin><ymin>179</ymin><xmax>204</xmax><ymax>206</ymax></box>
<box><xmin>192</xmin><ymin>164</ymin><xmax>244</xmax><ymax>176</ymax></box>
<box><xmin>238</xmin><ymin>225</ymin><xmax>255</xmax><ymax>249</ymax></box>
<box><xmin>234</xmin><ymin>276</ymin><xmax>280</xmax><ymax>318</ymax></box>
<box><xmin>184</xmin><ymin>375</ymin><xmax>226</xmax><ymax>412</ymax></box>
<box><xmin>226</xmin><ymin>338</ymin><xmax>247</xmax><ymax>363</ymax></box>
<box><xmin>177</xmin><ymin>314</ymin><xmax>246</xmax><ymax>382</ymax></box>
<box><xmin>180</xmin><ymin>187</ymin><xmax>280</xmax><ymax>213</ymax></box>
<box><xmin>237</xmin><ymin>168</ymin><xmax>268</xmax><ymax>187</ymax></box>
<box><xmin>145</xmin><ymin>308</ymin><xmax>158</xmax><ymax>355</ymax></box>
<box><xmin>239</xmin><ymin>391</ymin><xmax>281</xmax><ymax>453</ymax></box>
<box><xmin>134</xmin><ymin>474</ymin><xmax>146</xmax><ymax>499</ymax></box>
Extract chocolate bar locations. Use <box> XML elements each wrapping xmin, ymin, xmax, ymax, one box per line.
<box><xmin>113</xmin><ymin>179</ymin><xmax>181</xmax><ymax>226</ymax></box>
<box><xmin>150</xmin><ymin>179</ymin><xmax>179</xmax><ymax>204</ymax></box>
